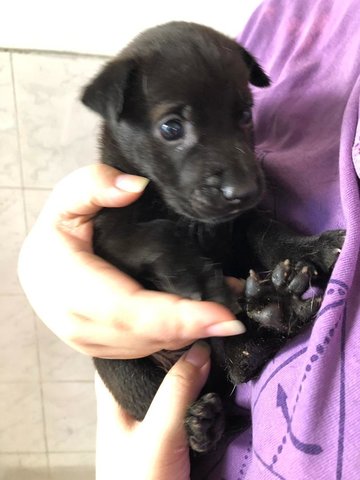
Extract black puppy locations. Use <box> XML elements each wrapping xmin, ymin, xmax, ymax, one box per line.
<box><xmin>82</xmin><ymin>22</ymin><xmax>343</xmax><ymax>453</ymax></box>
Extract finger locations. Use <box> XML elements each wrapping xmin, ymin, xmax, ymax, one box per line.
<box><xmin>39</xmin><ymin>164</ymin><xmax>149</xmax><ymax>224</ymax></box>
<box><xmin>19</xmin><ymin>232</ymin><xmax>245</xmax><ymax>358</ymax></box>
<box><xmin>95</xmin><ymin>372</ymin><xmax>139</xmax><ymax>480</ymax></box>
<box><xmin>141</xmin><ymin>342</ymin><xmax>211</xmax><ymax>446</ymax></box>
<box><xmin>225</xmin><ymin>276</ymin><xmax>246</xmax><ymax>296</ymax></box>
<box><xmin>62</xmin><ymin>253</ymin><xmax>245</xmax><ymax>357</ymax></box>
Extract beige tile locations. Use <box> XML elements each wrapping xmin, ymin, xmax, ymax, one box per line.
<box><xmin>23</xmin><ymin>189</ymin><xmax>51</xmax><ymax>230</ymax></box>
<box><xmin>49</xmin><ymin>467</ymin><xmax>93</xmax><ymax>480</ymax></box>
<box><xmin>48</xmin><ymin>452</ymin><xmax>94</xmax><ymax>467</ymax></box>
<box><xmin>0</xmin><ymin>188</ymin><xmax>26</xmax><ymax>294</ymax></box>
<box><xmin>13</xmin><ymin>52</ymin><xmax>104</xmax><ymax>189</ymax></box>
<box><xmin>49</xmin><ymin>453</ymin><xmax>94</xmax><ymax>480</ymax></box>
<box><xmin>0</xmin><ymin>383</ymin><xmax>46</xmax><ymax>452</ymax></box>
<box><xmin>0</xmin><ymin>454</ymin><xmax>48</xmax><ymax>480</ymax></box>
<box><xmin>37</xmin><ymin>320</ymin><xmax>94</xmax><ymax>382</ymax></box>
<box><xmin>0</xmin><ymin>296</ymin><xmax>39</xmax><ymax>382</ymax></box>
<box><xmin>0</xmin><ymin>52</ymin><xmax>21</xmax><ymax>187</ymax></box>
<box><xmin>0</xmin><ymin>469</ymin><xmax>49</xmax><ymax>480</ymax></box>
<box><xmin>42</xmin><ymin>382</ymin><xmax>96</xmax><ymax>452</ymax></box>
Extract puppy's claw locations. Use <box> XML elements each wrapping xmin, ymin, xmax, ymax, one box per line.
<box><xmin>288</xmin><ymin>269</ymin><xmax>311</xmax><ymax>295</ymax></box>
<box><xmin>271</xmin><ymin>259</ymin><xmax>292</xmax><ymax>290</ymax></box>
<box><xmin>245</xmin><ymin>270</ymin><xmax>262</xmax><ymax>299</ymax></box>
<box><xmin>316</xmin><ymin>228</ymin><xmax>346</xmax><ymax>272</ymax></box>
<box><xmin>295</xmin><ymin>260</ymin><xmax>318</xmax><ymax>277</ymax></box>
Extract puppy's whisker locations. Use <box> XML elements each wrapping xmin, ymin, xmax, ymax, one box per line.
<box><xmin>235</xmin><ymin>146</ymin><xmax>245</xmax><ymax>154</ymax></box>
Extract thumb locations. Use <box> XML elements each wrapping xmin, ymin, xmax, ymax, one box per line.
<box><xmin>41</xmin><ymin>164</ymin><xmax>150</xmax><ymax>223</ymax></box>
<box><xmin>142</xmin><ymin>341</ymin><xmax>211</xmax><ymax>447</ymax></box>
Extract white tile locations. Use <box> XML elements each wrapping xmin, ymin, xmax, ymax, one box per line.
<box><xmin>13</xmin><ymin>52</ymin><xmax>104</xmax><ymax>189</ymax></box>
<box><xmin>23</xmin><ymin>188</ymin><xmax>51</xmax><ymax>230</ymax></box>
<box><xmin>0</xmin><ymin>454</ymin><xmax>48</xmax><ymax>480</ymax></box>
<box><xmin>0</xmin><ymin>188</ymin><xmax>26</xmax><ymax>294</ymax></box>
<box><xmin>42</xmin><ymin>382</ymin><xmax>96</xmax><ymax>452</ymax></box>
<box><xmin>37</xmin><ymin>320</ymin><xmax>94</xmax><ymax>382</ymax></box>
<box><xmin>0</xmin><ymin>296</ymin><xmax>39</xmax><ymax>382</ymax></box>
<box><xmin>0</xmin><ymin>383</ymin><xmax>46</xmax><ymax>452</ymax></box>
<box><xmin>0</xmin><ymin>52</ymin><xmax>21</xmax><ymax>187</ymax></box>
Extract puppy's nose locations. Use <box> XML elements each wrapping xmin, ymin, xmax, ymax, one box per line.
<box><xmin>221</xmin><ymin>184</ymin><xmax>257</xmax><ymax>202</ymax></box>
<box><xmin>205</xmin><ymin>172</ymin><xmax>258</xmax><ymax>203</ymax></box>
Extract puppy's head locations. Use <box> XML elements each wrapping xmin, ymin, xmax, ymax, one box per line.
<box><xmin>82</xmin><ymin>22</ymin><xmax>270</xmax><ymax>223</ymax></box>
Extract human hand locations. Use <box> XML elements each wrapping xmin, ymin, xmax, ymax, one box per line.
<box><xmin>95</xmin><ymin>341</ymin><xmax>211</xmax><ymax>480</ymax></box>
<box><xmin>18</xmin><ymin>164</ymin><xmax>245</xmax><ymax>359</ymax></box>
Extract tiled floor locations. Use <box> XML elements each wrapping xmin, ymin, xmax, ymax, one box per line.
<box><xmin>0</xmin><ymin>49</ymin><xmax>108</xmax><ymax>479</ymax></box>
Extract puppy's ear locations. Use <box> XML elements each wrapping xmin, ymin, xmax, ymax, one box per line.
<box><xmin>81</xmin><ymin>59</ymin><xmax>136</xmax><ymax>121</ymax></box>
<box><xmin>240</xmin><ymin>47</ymin><xmax>270</xmax><ymax>87</ymax></box>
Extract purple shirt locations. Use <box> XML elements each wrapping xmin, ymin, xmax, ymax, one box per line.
<box><xmin>193</xmin><ymin>0</ymin><xmax>360</xmax><ymax>478</ymax></box>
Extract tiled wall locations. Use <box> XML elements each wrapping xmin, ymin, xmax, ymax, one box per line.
<box><xmin>0</xmin><ymin>50</ymin><xmax>108</xmax><ymax>479</ymax></box>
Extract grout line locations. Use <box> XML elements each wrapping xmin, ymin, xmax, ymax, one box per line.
<box><xmin>1</xmin><ymin>46</ymin><xmax>110</xmax><ymax>60</ymax></box>
<box><xmin>0</xmin><ymin>186</ymin><xmax>53</xmax><ymax>191</ymax></box>
<box><xmin>0</xmin><ymin>451</ymin><xmax>48</xmax><ymax>455</ymax></box>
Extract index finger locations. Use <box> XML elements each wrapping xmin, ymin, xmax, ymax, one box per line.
<box><xmin>40</xmin><ymin>164</ymin><xmax>149</xmax><ymax>223</ymax></box>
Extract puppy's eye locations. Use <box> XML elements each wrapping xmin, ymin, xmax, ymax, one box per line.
<box><xmin>239</xmin><ymin>108</ymin><xmax>252</xmax><ymax>126</ymax></box>
<box><xmin>159</xmin><ymin>119</ymin><xmax>184</xmax><ymax>141</ymax></box>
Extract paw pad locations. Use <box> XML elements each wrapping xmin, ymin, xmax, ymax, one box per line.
<box><xmin>242</xmin><ymin>260</ymin><xmax>322</xmax><ymax>334</ymax></box>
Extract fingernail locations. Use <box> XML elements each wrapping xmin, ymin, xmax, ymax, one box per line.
<box><xmin>115</xmin><ymin>174</ymin><xmax>150</xmax><ymax>193</ymax></box>
<box><xmin>184</xmin><ymin>341</ymin><xmax>210</xmax><ymax>368</ymax></box>
<box><xmin>205</xmin><ymin>320</ymin><xmax>246</xmax><ymax>337</ymax></box>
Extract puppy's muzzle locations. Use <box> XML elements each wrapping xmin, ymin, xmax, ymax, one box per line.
<box><xmin>206</xmin><ymin>172</ymin><xmax>258</xmax><ymax>203</ymax></box>
<box><xmin>190</xmin><ymin>169</ymin><xmax>263</xmax><ymax>222</ymax></box>
<box><xmin>204</xmin><ymin>168</ymin><xmax>260</xmax><ymax>203</ymax></box>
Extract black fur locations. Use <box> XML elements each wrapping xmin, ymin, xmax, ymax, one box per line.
<box><xmin>81</xmin><ymin>22</ymin><xmax>344</xmax><ymax>453</ymax></box>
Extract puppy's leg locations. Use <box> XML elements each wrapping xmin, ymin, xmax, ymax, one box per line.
<box><xmin>96</xmin><ymin>355</ymin><xmax>246</xmax><ymax>454</ymax></box>
<box><xmin>246</xmin><ymin>214</ymin><xmax>345</xmax><ymax>275</ymax></box>
<box><xmin>94</xmin><ymin>357</ymin><xmax>165</xmax><ymax>421</ymax></box>
<box><xmin>185</xmin><ymin>393</ymin><xmax>225</xmax><ymax>453</ymax></box>
<box><xmin>223</xmin><ymin>215</ymin><xmax>344</xmax><ymax>384</ymax></box>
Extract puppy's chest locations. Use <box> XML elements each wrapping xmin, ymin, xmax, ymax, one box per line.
<box><xmin>188</xmin><ymin>219</ymin><xmax>251</xmax><ymax>276</ymax></box>
<box><xmin>187</xmin><ymin>222</ymin><xmax>233</xmax><ymax>262</ymax></box>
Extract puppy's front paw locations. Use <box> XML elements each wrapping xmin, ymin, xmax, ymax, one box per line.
<box><xmin>225</xmin><ymin>261</ymin><xmax>323</xmax><ymax>385</ymax></box>
<box><xmin>315</xmin><ymin>229</ymin><xmax>345</xmax><ymax>273</ymax></box>
<box><xmin>185</xmin><ymin>393</ymin><xmax>225</xmax><ymax>453</ymax></box>
<box><xmin>244</xmin><ymin>260</ymin><xmax>322</xmax><ymax>334</ymax></box>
